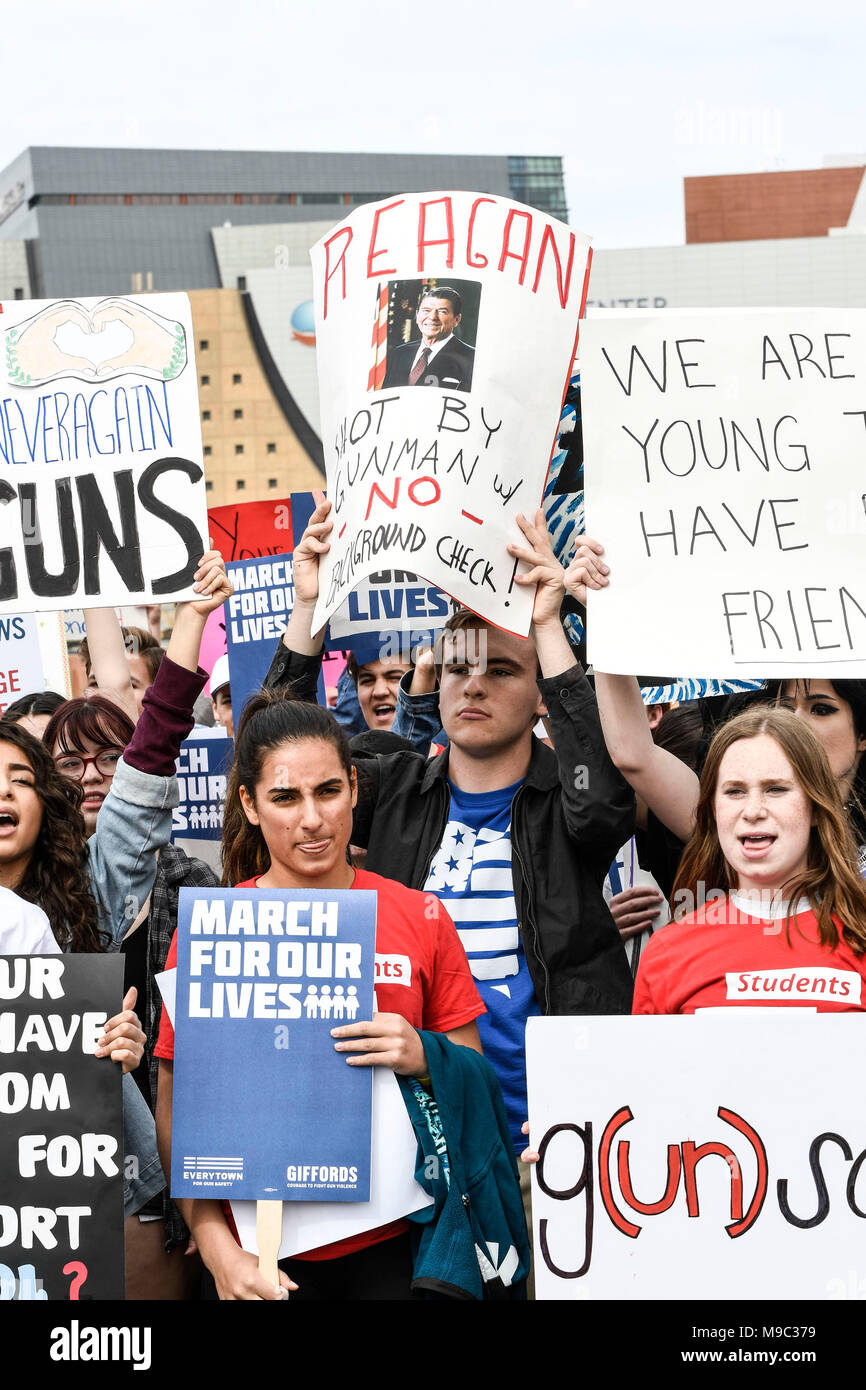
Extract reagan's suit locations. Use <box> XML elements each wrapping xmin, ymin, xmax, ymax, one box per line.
<box><xmin>383</xmin><ymin>336</ymin><xmax>475</xmax><ymax>393</ymax></box>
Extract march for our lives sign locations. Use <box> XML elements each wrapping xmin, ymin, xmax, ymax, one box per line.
<box><xmin>224</xmin><ymin>554</ymin><xmax>326</xmax><ymax>720</ymax></box>
<box><xmin>171</xmin><ymin>887</ymin><xmax>376</xmax><ymax>1202</ymax></box>
<box><xmin>172</xmin><ymin>732</ymin><xmax>233</xmax><ymax>841</ymax></box>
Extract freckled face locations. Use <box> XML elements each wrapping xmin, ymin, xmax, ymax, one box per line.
<box><xmin>714</xmin><ymin>734</ymin><xmax>812</xmax><ymax>896</ymax></box>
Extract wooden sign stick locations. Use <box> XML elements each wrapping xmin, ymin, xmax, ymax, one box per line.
<box><xmin>256</xmin><ymin>1200</ymin><xmax>283</xmax><ymax>1292</ymax></box>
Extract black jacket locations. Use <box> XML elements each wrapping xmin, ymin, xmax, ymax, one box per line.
<box><xmin>383</xmin><ymin>336</ymin><xmax>475</xmax><ymax>393</ymax></box>
<box><xmin>265</xmin><ymin>645</ymin><xmax>635</xmax><ymax>1015</ymax></box>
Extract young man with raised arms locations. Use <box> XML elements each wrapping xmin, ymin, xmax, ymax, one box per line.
<box><xmin>265</xmin><ymin>498</ymin><xmax>635</xmax><ymax>1213</ymax></box>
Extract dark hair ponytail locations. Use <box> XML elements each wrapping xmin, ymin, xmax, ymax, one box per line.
<box><xmin>222</xmin><ymin>690</ymin><xmax>352</xmax><ymax>886</ymax></box>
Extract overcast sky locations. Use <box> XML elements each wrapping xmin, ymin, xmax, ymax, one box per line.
<box><xmin>4</xmin><ymin>0</ymin><xmax>864</xmax><ymax>247</ymax></box>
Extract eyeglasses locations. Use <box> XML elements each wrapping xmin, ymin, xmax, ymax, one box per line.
<box><xmin>55</xmin><ymin>749</ymin><xmax>124</xmax><ymax>781</ymax></box>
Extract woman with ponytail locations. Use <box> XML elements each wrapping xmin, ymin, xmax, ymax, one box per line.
<box><xmin>155</xmin><ymin>689</ymin><xmax>486</xmax><ymax>1300</ymax></box>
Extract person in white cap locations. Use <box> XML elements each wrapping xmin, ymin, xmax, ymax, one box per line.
<box><xmin>210</xmin><ymin>655</ymin><xmax>233</xmax><ymax>737</ymax></box>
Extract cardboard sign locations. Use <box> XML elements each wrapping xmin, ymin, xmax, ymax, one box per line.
<box><xmin>0</xmin><ymin>293</ymin><xmax>208</xmax><ymax>614</ymax></box>
<box><xmin>527</xmin><ymin>1014</ymin><xmax>866</xmax><ymax>1300</ymax></box>
<box><xmin>0</xmin><ymin>615</ymin><xmax>45</xmax><ymax>713</ymax></box>
<box><xmin>225</xmin><ymin>554</ymin><xmax>295</xmax><ymax>720</ymax></box>
<box><xmin>172</xmin><ymin>733</ymin><xmax>233</xmax><ymax>841</ymax></box>
<box><xmin>232</xmin><ymin>1068</ymin><xmax>431</xmax><ymax>1258</ymax></box>
<box><xmin>581</xmin><ymin>310</ymin><xmax>866</xmax><ymax>676</ymax></box>
<box><xmin>326</xmin><ymin>573</ymin><xmax>459</xmax><ymax>666</ymax></box>
<box><xmin>170</xmin><ymin>887</ymin><xmax>376</xmax><ymax>1201</ymax></box>
<box><xmin>0</xmin><ymin>954</ymin><xmax>125</xmax><ymax>1300</ymax></box>
<box><xmin>309</xmin><ymin>192</ymin><xmax>591</xmax><ymax>637</ymax></box>
<box><xmin>207</xmin><ymin>497</ymin><xmax>292</xmax><ymax>564</ymax></box>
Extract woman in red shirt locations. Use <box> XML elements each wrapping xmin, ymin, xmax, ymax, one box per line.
<box><xmin>633</xmin><ymin>706</ymin><xmax>866</xmax><ymax>1015</ymax></box>
<box><xmin>155</xmin><ymin>690</ymin><xmax>484</xmax><ymax>1300</ymax></box>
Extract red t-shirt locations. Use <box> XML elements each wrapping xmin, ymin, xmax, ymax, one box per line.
<box><xmin>155</xmin><ymin>869</ymin><xmax>484</xmax><ymax>1260</ymax></box>
<box><xmin>633</xmin><ymin>896</ymin><xmax>866</xmax><ymax>1015</ymax></box>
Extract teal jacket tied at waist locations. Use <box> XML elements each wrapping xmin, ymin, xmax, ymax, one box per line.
<box><xmin>397</xmin><ymin>1032</ymin><xmax>530</xmax><ymax>1300</ymax></box>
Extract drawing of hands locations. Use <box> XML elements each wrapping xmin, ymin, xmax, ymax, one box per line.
<box><xmin>6</xmin><ymin>302</ymin><xmax>95</xmax><ymax>383</ymax></box>
<box><xmin>90</xmin><ymin>299</ymin><xmax>187</xmax><ymax>379</ymax></box>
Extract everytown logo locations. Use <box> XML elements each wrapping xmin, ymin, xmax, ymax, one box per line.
<box><xmin>50</xmin><ymin>1321</ymin><xmax>151</xmax><ymax>1371</ymax></box>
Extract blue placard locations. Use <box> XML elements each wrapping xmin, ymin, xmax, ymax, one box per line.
<box><xmin>172</xmin><ymin>733</ymin><xmax>233</xmax><ymax>840</ymax></box>
<box><xmin>171</xmin><ymin>886</ymin><xmax>377</xmax><ymax>1201</ymax></box>
<box><xmin>224</xmin><ymin>555</ymin><xmax>327</xmax><ymax>719</ymax></box>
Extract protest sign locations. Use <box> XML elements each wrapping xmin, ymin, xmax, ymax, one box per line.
<box><xmin>63</xmin><ymin>609</ymin><xmax>86</xmax><ymax>644</ymax></box>
<box><xmin>309</xmin><ymin>192</ymin><xmax>591</xmax><ymax>637</ymax></box>
<box><xmin>172</xmin><ymin>732</ymin><xmax>233</xmax><ymax>841</ymax></box>
<box><xmin>207</xmin><ymin>497</ymin><xmax>292</xmax><ymax>564</ymax></box>
<box><xmin>232</xmin><ymin>1069</ymin><xmax>431</xmax><ymax>1258</ymax></box>
<box><xmin>0</xmin><ymin>293</ymin><xmax>208</xmax><ymax>615</ymax></box>
<box><xmin>326</xmin><ymin>573</ymin><xmax>459</xmax><ymax>666</ymax></box>
<box><xmin>581</xmin><ymin>310</ymin><xmax>866</xmax><ymax>676</ymax></box>
<box><xmin>291</xmin><ymin>490</ymin><xmax>458</xmax><ymax>663</ymax></box>
<box><xmin>224</xmin><ymin>554</ymin><xmax>326</xmax><ymax>718</ymax></box>
<box><xmin>170</xmin><ymin>887</ymin><xmax>376</xmax><ymax>1202</ymax></box>
<box><xmin>0</xmin><ymin>615</ymin><xmax>45</xmax><ymax>714</ymax></box>
<box><xmin>0</xmin><ymin>954</ymin><xmax>124</xmax><ymax>1300</ymax></box>
<box><xmin>527</xmin><ymin>1014</ymin><xmax>866</xmax><ymax>1300</ymax></box>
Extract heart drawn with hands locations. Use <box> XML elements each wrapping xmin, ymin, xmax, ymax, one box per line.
<box><xmin>54</xmin><ymin>318</ymin><xmax>135</xmax><ymax>369</ymax></box>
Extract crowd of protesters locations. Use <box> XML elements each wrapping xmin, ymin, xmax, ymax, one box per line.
<box><xmin>2</xmin><ymin>497</ymin><xmax>865</xmax><ymax>1302</ymax></box>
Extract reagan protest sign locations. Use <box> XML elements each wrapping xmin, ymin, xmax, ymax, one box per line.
<box><xmin>291</xmin><ymin>490</ymin><xmax>458</xmax><ymax>661</ymax></box>
<box><xmin>0</xmin><ymin>293</ymin><xmax>208</xmax><ymax>614</ymax></box>
<box><xmin>309</xmin><ymin>192</ymin><xmax>591</xmax><ymax>637</ymax></box>
<box><xmin>0</xmin><ymin>615</ymin><xmax>44</xmax><ymax>714</ymax></box>
<box><xmin>0</xmin><ymin>955</ymin><xmax>124</xmax><ymax>1300</ymax></box>
<box><xmin>581</xmin><ymin>310</ymin><xmax>866</xmax><ymax>676</ymax></box>
<box><xmin>172</xmin><ymin>732</ymin><xmax>233</xmax><ymax>841</ymax></box>
<box><xmin>171</xmin><ymin>887</ymin><xmax>376</xmax><ymax>1202</ymax></box>
<box><xmin>527</xmin><ymin>1014</ymin><xmax>866</xmax><ymax>1300</ymax></box>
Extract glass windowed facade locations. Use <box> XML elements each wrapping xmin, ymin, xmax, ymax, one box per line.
<box><xmin>507</xmin><ymin>156</ymin><xmax>568</xmax><ymax>222</ymax></box>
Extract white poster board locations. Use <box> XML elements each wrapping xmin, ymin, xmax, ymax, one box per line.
<box><xmin>310</xmin><ymin>191</ymin><xmax>591</xmax><ymax>637</ymax></box>
<box><xmin>0</xmin><ymin>614</ymin><xmax>45</xmax><ymax>713</ymax></box>
<box><xmin>0</xmin><ymin>293</ymin><xmax>208</xmax><ymax>614</ymax></box>
<box><xmin>581</xmin><ymin>310</ymin><xmax>866</xmax><ymax>676</ymax></box>
<box><xmin>527</xmin><ymin>1014</ymin><xmax>866</xmax><ymax>1300</ymax></box>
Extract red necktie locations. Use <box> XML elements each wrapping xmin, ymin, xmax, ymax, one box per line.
<box><xmin>408</xmin><ymin>347</ymin><xmax>430</xmax><ymax>386</ymax></box>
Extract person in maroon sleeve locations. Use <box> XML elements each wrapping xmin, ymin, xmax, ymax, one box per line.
<box><xmin>155</xmin><ymin>692</ymin><xmax>486</xmax><ymax>1301</ymax></box>
<box><xmin>42</xmin><ymin>550</ymin><xmax>233</xmax><ymax>1297</ymax></box>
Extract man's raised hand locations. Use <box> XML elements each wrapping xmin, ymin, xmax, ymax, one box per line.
<box><xmin>292</xmin><ymin>491</ymin><xmax>332</xmax><ymax>607</ymax></box>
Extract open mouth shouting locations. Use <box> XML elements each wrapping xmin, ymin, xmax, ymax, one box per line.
<box><xmin>370</xmin><ymin>701</ymin><xmax>396</xmax><ymax>727</ymax></box>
